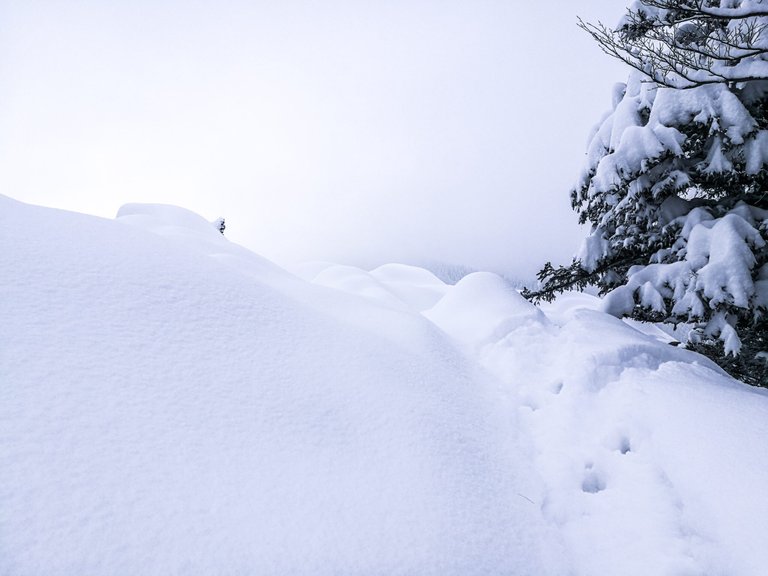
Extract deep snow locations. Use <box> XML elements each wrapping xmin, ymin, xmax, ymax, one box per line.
<box><xmin>2</xmin><ymin>197</ymin><xmax>767</xmax><ymax>575</ymax></box>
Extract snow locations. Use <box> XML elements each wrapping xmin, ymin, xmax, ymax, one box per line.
<box><xmin>2</xmin><ymin>196</ymin><xmax>768</xmax><ymax>575</ymax></box>
<box><xmin>617</xmin><ymin>2</ymin><xmax>768</xmax><ymax>88</ymax></box>
<box><xmin>293</xmin><ymin>262</ymin><xmax>449</xmax><ymax>313</ymax></box>
<box><xmin>477</xmin><ymin>304</ymin><xmax>768</xmax><ymax>576</ymax></box>
<box><xmin>585</xmin><ymin>77</ymin><xmax>762</xmax><ymax>201</ymax></box>
<box><xmin>602</xmin><ymin>204</ymin><xmax>766</xmax><ymax>352</ymax></box>
<box><xmin>424</xmin><ymin>272</ymin><xmax>546</xmax><ymax>351</ymax></box>
<box><xmin>575</xmin><ymin>65</ymin><xmax>768</xmax><ymax>352</ymax></box>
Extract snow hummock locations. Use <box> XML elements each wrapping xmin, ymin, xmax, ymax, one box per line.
<box><xmin>0</xmin><ymin>197</ymin><xmax>549</xmax><ymax>575</ymax></box>
<box><xmin>2</xmin><ymin>197</ymin><xmax>768</xmax><ymax>575</ymax></box>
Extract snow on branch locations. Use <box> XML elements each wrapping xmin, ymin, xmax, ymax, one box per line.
<box><xmin>578</xmin><ymin>0</ymin><xmax>768</xmax><ymax>88</ymax></box>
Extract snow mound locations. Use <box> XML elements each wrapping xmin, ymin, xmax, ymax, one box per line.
<box><xmin>424</xmin><ymin>271</ymin><xmax>547</xmax><ymax>349</ymax></box>
<box><xmin>117</xmin><ymin>202</ymin><xmax>289</xmax><ymax>282</ymax></box>
<box><xmin>370</xmin><ymin>263</ymin><xmax>449</xmax><ymax>311</ymax></box>
<box><xmin>3</xmin><ymin>196</ymin><xmax>768</xmax><ymax>576</ymax></box>
<box><xmin>297</xmin><ymin>262</ymin><xmax>449</xmax><ymax>313</ymax></box>
<box><xmin>0</xmin><ymin>195</ymin><xmax>550</xmax><ymax>575</ymax></box>
<box><xmin>460</xmin><ymin>290</ymin><xmax>768</xmax><ymax>576</ymax></box>
<box><xmin>309</xmin><ymin>263</ymin><xmax>411</xmax><ymax>310</ymax></box>
<box><xmin>117</xmin><ymin>202</ymin><xmax>224</xmax><ymax>239</ymax></box>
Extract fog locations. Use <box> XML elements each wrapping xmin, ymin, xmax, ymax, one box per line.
<box><xmin>0</xmin><ymin>0</ymin><xmax>627</xmax><ymax>278</ymax></box>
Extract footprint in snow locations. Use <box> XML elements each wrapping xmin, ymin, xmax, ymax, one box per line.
<box><xmin>582</xmin><ymin>466</ymin><xmax>607</xmax><ymax>494</ymax></box>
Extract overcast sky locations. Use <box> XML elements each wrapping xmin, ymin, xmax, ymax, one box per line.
<box><xmin>0</xmin><ymin>0</ymin><xmax>627</xmax><ymax>278</ymax></box>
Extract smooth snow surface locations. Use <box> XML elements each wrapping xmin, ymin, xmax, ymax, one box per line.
<box><xmin>2</xmin><ymin>197</ymin><xmax>768</xmax><ymax>575</ymax></box>
<box><xmin>0</xmin><ymin>198</ymin><xmax>548</xmax><ymax>575</ymax></box>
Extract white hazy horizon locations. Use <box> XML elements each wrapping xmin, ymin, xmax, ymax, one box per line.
<box><xmin>0</xmin><ymin>0</ymin><xmax>628</xmax><ymax>278</ymax></box>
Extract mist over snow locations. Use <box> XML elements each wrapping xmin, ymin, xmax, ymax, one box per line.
<box><xmin>0</xmin><ymin>0</ymin><xmax>626</xmax><ymax>278</ymax></box>
<box><xmin>2</xmin><ymin>197</ymin><xmax>768</xmax><ymax>575</ymax></box>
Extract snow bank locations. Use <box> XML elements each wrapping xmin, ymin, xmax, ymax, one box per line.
<box><xmin>0</xmin><ymin>197</ymin><xmax>549</xmax><ymax>575</ymax></box>
<box><xmin>319</xmin><ymin>259</ymin><xmax>768</xmax><ymax>576</ymax></box>
<box><xmin>424</xmin><ymin>272</ymin><xmax>547</xmax><ymax>350</ymax></box>
<box><xmin>295</xmin><ymin>262</ymin><xmax>449</xmax><ymax>313</ymax></box>
<box><xmin>460</xmin><ymin>293</ymin><xmax>768</xmax><ymax>576</ymax></box>
<box><xmin>3</xmin><ymin>196</ymin><xmax>767</xmax><ymax>576</ymax></box>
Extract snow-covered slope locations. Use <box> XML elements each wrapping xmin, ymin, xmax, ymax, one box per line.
<box><xmin>0</xmin><ymin>197</ymin><xmax>551</xmax><ymax>575</ymax></box>
<box><xmin>2</xmin><ymin>196</ymin><xmax>767</xmax><ymax>575</ymax></box>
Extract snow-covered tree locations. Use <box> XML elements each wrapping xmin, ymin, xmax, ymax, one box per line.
<box><xmin>526</xmin><ymin>0</ymin><xmax>768</xmax><ymax>386</ymax></box>
<box><xmin>580</xmin><ymin>0</ymin><xmax>768</xmax><ymax>89</ymax></box>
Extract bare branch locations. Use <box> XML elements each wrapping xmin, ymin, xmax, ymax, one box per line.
<box><xmin>578</xmin><ymin>2</ymin><xmax>768</xmax><ymax>89</ymax></box>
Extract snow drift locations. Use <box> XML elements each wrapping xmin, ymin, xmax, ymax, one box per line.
<box><xmin>0</xmin><ymin>197</ymin><xmax>549</xmax><ymax>575</ymax></box>
<box><xmin>2</xmin><ymin>196</ymin><xmax>767</xmax><ymax>575</ymax></box>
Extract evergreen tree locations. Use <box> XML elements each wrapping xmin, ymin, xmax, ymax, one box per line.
<box><xmin>526</xmin><ymin>0</ymin><xmax>768</xmax><ymax>386</ymax></box>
